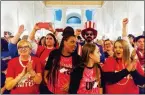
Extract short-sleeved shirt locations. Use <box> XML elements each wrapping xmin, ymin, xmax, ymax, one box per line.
<box><xmin>6</xmin><ymin>56</ymin><xmax>42</xmax><ymax>94</ymax></box>
<box><xmin>30</xmin><ymin>40</ymin><xmax>55</xmax><ymax>70</ymax></box>
<box><xmin>77</xmin><ymin>67</ymin><xmax>100</xmax><ymax>94</ymax></box>
<box><xmin>47</xmin><ymin>55</ymin><xmax>73</xmax><ymax>94</ymax></box>
<box><xmin>102</xmin><ymin>57</ymin><xmax>144</xmax><ymax>94</ymax></box>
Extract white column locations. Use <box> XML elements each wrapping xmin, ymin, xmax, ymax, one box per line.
<box><xmin>81</xmin><ymin>8</ymin><xmax>85</xmax><ymax>29</ymax></box>
<box><xmin>62</xmin><ymin>7</ymin><xmax>66</xmax><ymax>28</ymax></box>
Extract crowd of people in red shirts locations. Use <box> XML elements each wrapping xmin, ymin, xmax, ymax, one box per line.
<box><xmin>1</xmin><ymin>18</ymin><xmax>145</xmax><ymax>94</ymax></box>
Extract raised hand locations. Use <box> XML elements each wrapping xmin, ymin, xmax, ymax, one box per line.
<box><xmin>34</xmin><ymin>23</ymin><xmax>41</xmax><ymax>31</ymax></box>
<box><xmin>18</xmin><ymin>25</ymin><xmax>25</xmax><ymax>33</ymax></box>
<box><xmin>122</xmin><ymin>18</ymin><xmax>128</xmax><ymax>37</ymax></box>
<box><xmin>122</xmin><ymin>18</ymin><xmax>128</xmax><ymax>27</ymax></box>
<box><xmin>10</xmin><ymin>25</ymin><xmax>25</xmax><ymax>44</ymax></box>
<box><xmin>45</xmin><ymin>22</ymin><xmax>55</xmax><ymax>32</ymax></box>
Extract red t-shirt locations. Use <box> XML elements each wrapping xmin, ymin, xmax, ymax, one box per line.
<box><xmin>36</xmin><ymin>45</ymin><xmax>55</xmax><ymax>70</ymax></box>
<box><xmin>136</xmin><ymin>49</ymin><xmax>145</xmax><ymax>66</ymax></box>
<box><xmin>6</xmin><ymin>56</ymin><xmax>42</xmax><ymax>94</ymax></box>
<box><xmin>102</xmin><ymin>57</ymin><xmax>144</xmax><ymax>94</ymax></box>
<box><xmin>47</xmin><ymin>56</ymin><xmax>72</xmax><ymax>94</ymax></box>
<box><xmin>77</xmin><ymin>67</ymin><xmax>100</xmax><ymax>94</ymax></box>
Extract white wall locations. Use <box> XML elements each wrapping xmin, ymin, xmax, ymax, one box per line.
<box><xmin>1</xmin><ymin>1</ymin><xmax>45</xmax><ymax>39</ymax></box>
<box><xmin>43</xmin><ymin>8</ymin><xmax>55</xmax><ymax>36</ymax></box>
<box><xmin>43</xmin><ymin>6</ymin><xmax>103</xmax><ymax>41</ymax></box>
<box><xmin>93</xmin><ymin>8</ymin><xmax>103</xmax><ymax>40</ymax></box>
<box><xmin>1</xmin><ymin>1</ymin><xmax>19</xmax><ymax>37</ymax></box>
<box><xmin>18</xmin><ymin>1</ymin><xmax>34</xmax><ymax>37</ymax></box>
<box><xmin>101</xmin><ymin>1</ymin><xmax>144</xmax><ymax>40</ymax></box>
<box><xmin>1</xmin><ymin>1</ymin><xmax>144</xmax><ymax>40</ymax></box>
<box><xmin>128</xmin><ymin>1</ymin><xmax>144</xmax><ymax>35</ymax></box>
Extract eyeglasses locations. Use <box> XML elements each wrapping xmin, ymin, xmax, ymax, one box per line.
<box><xmin>85</xmin><ymin>33</ymin><xmax>93</xmax><ymax>36</ymax></box>
<box><xmin>18</xmin><ymin>46</ymin><xmax>30</xmax><ymax>50</ymax></box>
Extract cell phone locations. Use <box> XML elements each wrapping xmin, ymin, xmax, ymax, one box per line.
<box><xmin>37</xmin><ymin>22</ymin><xmax>50</xmax><ymax>29</ymax></box>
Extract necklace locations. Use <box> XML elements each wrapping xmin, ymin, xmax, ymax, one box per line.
<box><xmin>19</xmin><ymin>56</ymin><xmax>31</xmax><ymax>67</ymax></box>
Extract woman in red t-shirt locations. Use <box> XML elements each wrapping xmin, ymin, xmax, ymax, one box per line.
<box><xmin>28</xmin><ymin>24</ymin><xmax>58</xmax><ymax>70</ymax></box>
<box><xmin>77</xmin><ymin>43</ymin><xmax>103</xmax><ymax>94</ymax></box>
<box><xmin>44</xmin><ymin>26</ymin><xmax>84</xmax><ymax>94</ymax></box>
<box><xmin>102</xmin><ymin>39</ymin><xmax>144</xmax><ymax>94</ymax></box>
<box><xmin>28</xmin><ymin>24</ymin><xmax>59</xmax><ymax>94</ymax></box>
<box><xmin>5</xmin><ymin>40</ymin><xmax>42</xmax><ymax>94</ymax></box>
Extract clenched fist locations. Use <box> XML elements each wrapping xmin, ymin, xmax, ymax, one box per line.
<box><xmin>122</xmin><ymin>18</ymin><xmax>128</xmax><ymax>27</ymax></box>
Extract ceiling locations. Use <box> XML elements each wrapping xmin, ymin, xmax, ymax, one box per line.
<box><xmin>43</xmin><ymin>1</ymin><xmax>104</xmax><ymax>6</ymax></box>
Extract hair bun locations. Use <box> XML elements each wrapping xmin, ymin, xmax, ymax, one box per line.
<box><xmin>62</xmin><ymin>26</ymin><xmax>75</xmax><ymax>37</ymax></box>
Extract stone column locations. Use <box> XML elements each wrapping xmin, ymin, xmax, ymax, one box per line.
<box><xmin>81</xmin><ymin>8</ymin><xmax>85</xmax><ymax>29</ymax></box>
<box><xmin>61</xmin><ymin>7</ymin><xmax>67</xmax><ymax>28</ymax></box>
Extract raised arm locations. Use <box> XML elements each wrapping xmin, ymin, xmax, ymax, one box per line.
<box><xmin>122</xmin><ymin>18</ymin><xmax>135</xmax><ymax>57</ymax></box>
<box><xmin>28</xmin><ymin>24</ymin><xmax>40</xmax><ymax>41</ymax></box>
<box><xmin>122</xmin><ymin>18</ymin><xmax>128</xmax><ymax>37</ymax></box>
<box><xmin>45</xmin><ymin>22</ymin><xmax>55</xmax><ymax>33</ymax></box>
<box><xmin>10</xmin><ymin>25</ymin><xmax>24</xmax><ymax>44</ymax></box>
<box><xmin>45</xmin><ymin>23</ymin><xmax>60</xmax><ymax>39</ymax></box>
<box><xmin>28</xmin><ymin>24</ymin><xmax>41</xmax><ymax>54</ymax></box>
<box><xmin>8</xmin><ymin>25</ymin><xmax>25</xmax><ymax>58</ymax></box>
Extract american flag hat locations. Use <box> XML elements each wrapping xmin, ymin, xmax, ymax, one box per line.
<box><xmin>81</xmin><ymin>21</ymin><xmax>97</xmax><ymax>39</ymax></box>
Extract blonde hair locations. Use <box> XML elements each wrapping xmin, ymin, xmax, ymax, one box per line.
<box><xmin>114</xmin><ymin>39</ymin><xmax>131</xmax><ymax>65</ymax></box>
<box><xmin>17</xmin><ymin>40</ymin><xmax>32</xmax><ymax>49</ymax></box>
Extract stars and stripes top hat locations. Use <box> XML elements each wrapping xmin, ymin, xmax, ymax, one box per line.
<box><xmin>81</xmin><ymin>21</ymin><xmax>98</xmax><ymax>39</ymax></box>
